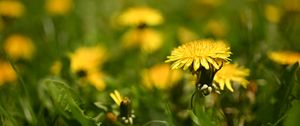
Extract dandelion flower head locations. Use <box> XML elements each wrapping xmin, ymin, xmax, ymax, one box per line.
<box><xmin>214</xmin><ymin>64</ymin><xmax>250</xmax><ymax>92</ymax></box>
<box><xmin>264</xmin><ymin>4</ymin><xmax>282</xmax><ymax>23</ymax></box>
<box><xmin>0</xmin><ymin>60</ymin><xmax>17</xmax><ymax>85</ymax></box>
<box><xmin>45</xmin><ymin>0</ymin><xmax>73</xmax><ymax>15</ymax></box>
<box><xmin>0</xmin><ymin>0</ymin><xmax>25</xmax><ymax>18</ymax></box>
<box><xmin>268</xmin><ymin>51</ymin><xmax>300</xmax><ymax>65</ymax></box>
<box><xmin>118</xmin><ymin>7</ymin><xmax>163</xmax><ymax>26</ymax></box>
<box><xmin>142</xmin><ymin>64</ymin><xmax>182</xmax><ymax>90</ymax></box>
<box><xmin>122</xmin><ymin>28</ymin><xmax>162</xmax><ymax>53</ymax></box>
<box><xmin>69</xmin><ymin>46</ymin><xmax>106</xmax><ymax>73</ymax></box>
<box><xmin>165</xmin><ymin>40</ymin><xmax>231</xmax><ymax>72</ymax></box>
<box><xmin>4</xmin><ymin>34</ymin><xmax>35</xmax><ymax>60</ymax></box>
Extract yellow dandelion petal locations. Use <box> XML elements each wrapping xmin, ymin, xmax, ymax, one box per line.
<box><xmin>268</xmin><ymin>51</ymin><xmax>300</xmax><ymax>65</ymax></box>
<box><xmin>218</xmin><ymin>81</ymin><xmax>225</xmax><ymax>90</ymax></box>
<box><xmin>201</xmin><ymin>58</ymin><xmax>210</xmax><ymax>70</ymax></box>
<box><xmin>193</xmin><ymin>58</ymin><xmax>200</xmax><ymax>71</ymax></box>
<box><xmin>0</xmin><ymin>0</ymin><xmax>25</xmax><ymax>18</ymax></box>
<box><xmin>225</xmin><ymin>79</ymin><xmax>234</xmax><ymax>92</ymax></box>
<box><xmin>4</xmin><ymin>34</ymin><xmax>35</xmax><ymax>60</ymax></box>
<box><xmin>214</xmin><ymin>64</ymin><xmax>250</xmax><ymax>92</ymax></box>
<box><xmin>118</xmin><ymin>7</ymin><xmax>163</xmax><ymax>26</ymax></box>
<box><xmin>166</xmin><ymin>39</ymin><xmax>231</xmax><ymax>72</ymax></box>
<box><xmin>110</xmin><ymin>90</ymin><xmax>123</xmax><ymax>106</ymax></box>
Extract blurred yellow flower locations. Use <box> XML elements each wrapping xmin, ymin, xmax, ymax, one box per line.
<box><xmin>165</xmin><ymin>40</ymin><xmax>231</xmax><ymax>71</ymax></box>
<box><xmin>45</xmin><ymin>0</ymin><xmax>73</xmax><ymax>15</ymax></box>
<box><xmin>177</xmin><ymin>27</ymin><xmax>198</xmax><ymax>43</ymax></box>
<box><xmin>50</xmin><ymin>60</ymin><xmax>62</xmax><ymax>75</ymax></box>
<box><xmin>69</xmin><ymin>46</ymin><xmax>106</xmax><ymax>73</ymax></box>
<box><xmin>3</xmin><ymin>34</ymin><xmax>35</xmax><ymax>60</ymax></box>
<box><xmin>283</xmin><ymin>0</ymin><xmax>300</xmax><ymax>12</ymax></box>
<box><xmin>118</xmin><ymin>7</ymin><xmax>163</xmax><ymax>26</ymax></box>
<box><xmin>0</xmin><ymin>60</ymin><xmax>17</xmax><ymax>85</ymax></box>
<box><xmin>69</xmin><ymin>46</ymin><xmax>107</xmax><ymax>91</ymax></box>
<box><xmin>142</xmin><ymin>64</ymin><xmax>182</xmax><ymax>90</ymax></box>
<box><xmin>86</xmin><ymin>71</ymin><xmax>106</xmax><ymax>91</ymax></box>
<box><xmin>0</xmin><ymin>19</ymin><xmax>3</xmax><ymax>31</ymax></box>
<box><xmin>0</xmin><ymin>0</ymin><xmax>25</xmax><ymax>17</ymax></box>
<box><xmin>197</xmin><ymin>0</ymin><xmax>223</xmax><ymax>7</ymax></box>
<box><xmin>268</xmin><ymin>51</ymin><xmax>300</xmax><ymax>65</ymax></box>
<box><xmin>264</xmin><ymin>5</ymin><xmax>282</xmax><ymax>23</ymax></box>
<box><xmin>214</xmin><ymin>64</ymin><xmax>250</xmax><ymax>92</ymax></box>
<box><xmin>122</xmin><ymin>28</ymin><xmax>163</xmax><ymax>53</ymax></box>
<box><xmin>205</xmin><ymin>20</ymin><xmax>228</xmax><ymax>37</ymax></box>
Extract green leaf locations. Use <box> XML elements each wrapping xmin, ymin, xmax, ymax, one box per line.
<box><xmin>191</xmin><ymin>91</ymin><xmax>214</xmax><ymax>126</ymax></box>
<box><xmin>284</xmin><ymin>101</ymin><xmax>300</xmax><ymax>126</ymax></box>
<box><xmin>38</xmin><ymin>78</ymin><xmax>96</xmax><ymax>126</ymax></box>
<box><xmin>272</xmin><ymin>63</ymin><xmax>299</xmax><ymax>125</ymax></box>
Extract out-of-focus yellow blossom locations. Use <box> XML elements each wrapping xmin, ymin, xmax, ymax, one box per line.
<box><xmin>264</xmin><ymin>5</ymin><xmax>282</xmax><ymax>23</ymax></box>
<box><xmin>142</xmin><ymin>64</ymin><xmax>182</xmax><ymax>90</ymax></box>
<box><xmin>0</xmin><ymin>60</ymin><xmax>17</xmax><ymax>85</ymax></box>
<box><xmin>283</xmin><ymin>0</ymin><xmax>300</xmax><ymax>12</ymax></box>
<box><xmin>268</xmin><ymin>51</ymin><xmax>300</xmax><ymax>65</ymax></box>
<box><xmin>4</xmin><ymin>34</ymin><xmax>35</xmax><ymax>60</ymax></box>
<box><xmin>0</xmin><ymin>19</ymin><xmax>3</xmax><ymax>31</ymax></box>
<box><xmin>165</xmin><ymin>40</ymin><xmax>231</xmax><ymax>71</ymax></box>
<box><xmin>69</xmin><ymin>46</ymin><xmax>107</xmax><ymax>91</ymax></box>
<box><xmin>86</xmin><ymin>71</ymin><xmax>106</xmax><ymax>91</ymax></box>
<box><xmin>50</xmin><ymin>60</ymin><xmax>62</xmax><ymax>75</ymax></box>
<box><xmin>197</xmin><ymin>0</ymin><xmax>223</xmax><ymax>8</ymax></box>
<box><xmin>122</xmin><ymin>28</ymin><xmax>162</xmax><ymax>53</ymax></box>
<box><xmin>118</xmin><ymin>7</ymin><xmax>163</xmax><ymax>26</ymax></box>
<box><xmin>45</xmin><ymin>0</ymin><xmax>73</xmax><ymax>15</ymax></box>
<box><xmin>69</xmin><ymin>46</ymin><xmax>106</xmax><ymax>73</ymax></box>
<box><xmin>0</xmin><ymin>0</ymin><xmax>25</xmax><ymax>18</ymax></box>
<box><xmin>205</xmin><ymin>20</ymin><xmax>228</xmax><ymax>37</ymax></box>
<box><xmin>177</xmin><ymin>27</ymin><xmax>198</xmax><ymax>43</ymax></box>
<box><xmin>214</xmin><ymin>64</ymin><xmax>250</xmax><ymax>92</ymax></box>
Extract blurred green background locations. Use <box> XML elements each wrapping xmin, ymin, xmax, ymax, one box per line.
<box><xmin>0</xmin><ymin>0</ymin><xmax>300</xmax><ymax>126</ymax></box>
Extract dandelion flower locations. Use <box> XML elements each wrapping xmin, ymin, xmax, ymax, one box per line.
<box><xmin>0</xmin><ymin>60</ymin><xmax>17</xmax><ymax>85</ymax></box>
<box><xmin>110</xmin><ymin>90</ymin><xmax>135</xmax><ymax>124</ymax></box>
<box><xmin>87</xmin><ymin>71</ymin><xmax>106</xmax><ymax>91</ymax></box>
<box><xmin>268</xmin><ymin>51</ymin><xmax>300</xmax><ymax>65</ymax></box>
<box><xmin>142</xmin><ymin>64</ymin><xmax>182</xmax><ymax>90</ymax></box>
<box><xmin>214</xmin><ymin>64</ymin><xmax>250</xmax><ymax>92</ymax></box>
<box><xmin>3</xmin><ymin>34</ymin><xmax>35</xmax><ymax>60</ymax></box>
<box><xmin>118</xmin><ymin>7</ymin><xmax>163</xmax><ymax>26</ymax></box>
<box><xmin>69</xmin><ymin>46</ymin><xmax>106</xmax><ymax>73</ymax></box>
<box><xmin>69</xmin><ymin>46</ymin><xmax>107</xmax><ymax>91</ymax></box>
<box><xmin>165</xmin><ymin>39</ymin><xmax>231</xmax><ymax>71</ymax></box>
<box><xmin>45</xmin><ymin>0</ymin><xmax>73</xmax><ymax>15</ymax></box>
<box><xmin>264</xmin><ymin>5</ymin><xmax>282</xmax><ymax>23</ymax></box>
<box><xmin>283</xmin><ymin>0</ymin><xmax>300</xmax><ymax>12</ymax></box>
<box><xmin>0</xmin><ymin>0</ymin><xmax>25</xmax><ymax>18</ymax></box>
<box><xmin>122</xmin><ymin>28</ymin><xmax>162</xmax><ymax>53</ymax></box>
